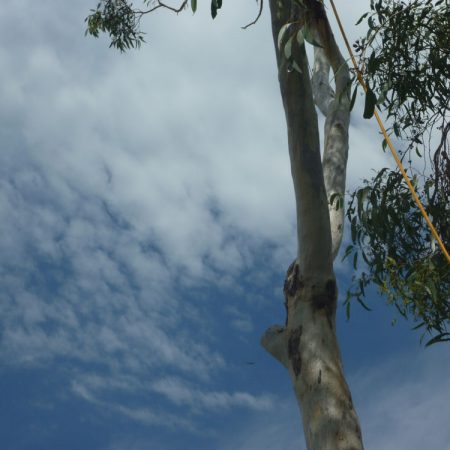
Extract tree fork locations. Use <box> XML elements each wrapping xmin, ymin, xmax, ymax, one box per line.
<box><xmin>262</xmin><ymin>261</ymin><xmax>363</xmax><ymax>450</ymax></box>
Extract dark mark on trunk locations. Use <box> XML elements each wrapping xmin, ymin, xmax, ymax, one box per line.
<box><xmin>288</xmin><ymin>327</ymin><xmax>303</xmax><ymax>377</ymax></box>
<box><xmin>312</xmin><ymin>279</ymin><xmax>337</xmax><ymax>329</ymax></box>
<box><xmin>284</xmin><ymin>260</ymin><xmax>303</xmax><ymax>298</ymax></box>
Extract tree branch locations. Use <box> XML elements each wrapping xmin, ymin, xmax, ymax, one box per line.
<box><xmin>322</xmin><ymin>44</ymin><xmax>350</xmax><ymax>260</ymax></box>
<box><xmin>268</xmin><ymin>0</ymin><xmax>333</xmax><ymax>278</ymax></box>
<box><xmin>304</xmin><ymin>0</ymin><xmax>351</xmax><ymax>260</ymax></box>
<box><xmin>261</xmin><ymin>325</ymin><xmax>289</xmax><ymax>368</ymax></box>
<box><xmin>311</xmin><ymin>47</ymin><xmax>335</xmax><ymax>116</ymax></box>
<box><xmin>138</xmin><ymin>0</ymin><xmax>188</xmax><ymax>15</ymax></box>
<box><xmin>242</xmin><ymin>0</ymin><xmax>264</xmax><ymax>30</ymax></box>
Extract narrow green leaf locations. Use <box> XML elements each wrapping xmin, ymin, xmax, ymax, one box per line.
<box><xmin>426</xmin><ymin>333</ymin><xmax>450</xmax><ymax>347</ymax></box>
<box><xmin>363</xmin><ymin>87</ymin><xmax>377</xmax><ymax>119</ymax></box>
<box><xmin>296</xmin><ymin>29</ymin><xmax>305</xmax><ymax>47</ymax></box>
<box><xmin>342</xmin><ymin>245</ymin><xmax>354</xmax><ymax>261</ymax></box>
<box><xmin>412</xmin><ymin>321</ymin><xmax>425</xmax><ymax>330</ymax></box>
<box><xmin>191</xmin><ymin>0</ymin><xmax>197</xmax><ymax>13</ymax></box>
<box><xmin>349</xmin><ymin>84</ymin><xmax>358</xmax><ymax>111</ymax></box>
<box><xmin>351</xmin><ymin>218</ymin><xmax>357</xmax><ymax>243</ymax></box>
<box><xmin>367</xmin><ymin>50</ymin><xmax>377</xmax><ymax>73</ymax></box>
<box><xmin>346</xmin><ymin>301</ymin><xmax>351</xmax><ymax>320</ymax></box>
<box><xmin>353</xmin><ymin>252</ymin><xmax>358</xmax><ymax>270</ymax></box>
<box><xmin>211</xmin><ymin>0</ymin><xmax>218</xmax><ymax>18</ymax></box>
<box><xmin>356</xmin><ymin>297</ymin><xmax>372</xmax><ymax>311</ymax></box>
<box><xmin>355</xmin><ymin>12</ymin><xmax>370</xmax><ymax>26</ymax></box>
<box><xmin>301</xmin><ymin>26</ymin><xmax>323</xmax><ymax>48</ymax></box>
<box><xmin>277</xmin><ymin>23</ymin><xmax>292</xmax><ymax>51</ymax></box>
<box><xmin>284</xmin><ymin>36</ymin><xmax>293</xmax><ymax>60</ymax></box>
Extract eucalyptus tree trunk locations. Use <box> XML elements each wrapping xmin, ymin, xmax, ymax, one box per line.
<box><xmin>261</xmin><ymin>1</ymin><xmax>364</xmax><ymax>449</ymax></box>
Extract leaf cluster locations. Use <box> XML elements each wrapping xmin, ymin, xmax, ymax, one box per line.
<box><xmin>344</xmin><ymin>0</ymin><xmax>450</xmax><ymax>345</ymax></box>
<box><xmin>353</xmin><ymin>0</ymin><xmax>450</xmax><ymax>162</ymax></box>
<box><xmin>344</xmin><ymin>168</ymin><xmax>450</xmax><ymax>346</ymax></box>
<box><xmin>276</xmin><ymin>18</ymin><xmax>323</xmax><ymax>74</ymax></box>
<box><xmin>86</xmin><ymin>0</ymin><xmax>146</xmax><ymax>51</ymax></box>
<box><xmin>85</xmin><ymin>0</ymin><xmax>223</xmax><ymax>51</ymax></box>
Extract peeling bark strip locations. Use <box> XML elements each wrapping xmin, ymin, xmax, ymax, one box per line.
<box><xmin>283</xmin><ymin>260</ymin><xmax>302</xmax><ymax>297</ymax></box>
<box><xmin>284</xmin><ymin>261</ymin><xmax>303</xmax><ymax>325</ymax></box>
<box><xmin>287</xmin><ymin>327</ymin><xmax>303</xmax><ymax>377</ymax></box>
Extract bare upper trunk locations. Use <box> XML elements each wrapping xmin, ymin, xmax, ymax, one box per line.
<box><xmin>261</xmin><ymin>1</ymin><xmax>363</xmax><ymax>449</ymax></box>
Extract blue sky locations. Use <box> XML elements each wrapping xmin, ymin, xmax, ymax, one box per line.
<box><xmin>1</xmin><ymin>1</ymin><xmax>449</xmax><ymax>449</ymax></box>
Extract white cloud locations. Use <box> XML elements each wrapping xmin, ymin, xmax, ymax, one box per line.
<box><xmin>71</xmin><ymin>378</ymin><xmax>198</xmax><ymax>432</ymax></box>
<box><xmin>225</xmin><ymin>305</ymin><xmax>255</xmax><ymax>333</ymax></box>
<box><xmin>151</xmin><ymin>376</ymin><xmax>274</xmax><ymax>412</ymax></box>
<box><xmin>217</xmin><ymin>346</ymin><xmax>450</xmax><ymax>450</ymax></box>
<box><xmin>352</xmin><ymin>346</ymin><xmax>450</xmax><ymax>450</ymax></box>
<box><xmin>0</xmin><ymin>0</ymin><xmax>290</xmax><ymax>380</ymax></box>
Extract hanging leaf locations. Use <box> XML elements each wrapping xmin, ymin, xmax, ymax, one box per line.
<box><xmin>356</xmin><ymin>296</ymin><xmax>372</xmax><ymax>311</ymax></box>
<box><xmin>301</xmin><ymin>25</ymin><xmax>323</xmax><ymax>48</ymax></box>
<box><xmin>296</xmin><ymin>29</ymin><xmax>305</xmax><ymax>48</ymax></box>
<box><xmin>355</xmin><ymin>12</ymin><xmax>370</xmax><ymax>26</ymax></box>
<box><xmin>191</xmin><ymin>0</ymin><xmax>197</xmax><ymax>13</ymax></box>
<box><xmin>350</xmin><ymin>84</ymin><xmax>358</xmax><ymax>111</ymax></box>
<box><xmin>284</xmin><ymin>36</ymin><xmax>293</xmax><ymax>60</ymax></box>
<box><xmin>363</xmin><ymin>87</ymin><xmax>377</xmax><ymax>119</ymax></box>
<box><xmin>277</xmin><ymin>23</ymin><xmax>293</xmax><ymax>51</ymax></box>
<box><xmin>211</xmin><ymin>0</ymin><xmax>222</xmax><ymax>19</ymax></box>
<box><xmin>425</xmin><ymin>333</ymin><xmax>450</xmax><ymax>347</ymax></box>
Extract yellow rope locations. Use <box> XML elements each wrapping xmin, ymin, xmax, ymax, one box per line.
<box><xmin>329</xmin><ymin>0</ymin><xmax>450</xmax><ymax>264</ymax></box>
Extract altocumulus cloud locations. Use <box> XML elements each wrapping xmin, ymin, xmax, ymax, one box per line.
<box><xmin>150</xmin><ymin>376</ymin><xmax>274</xmax><ymax>412</ymax></box>
<box><xmin>0</xmin><ymin>0</ymin><xmax>288</xmax><ymax>430</ymax></box>
<box><xmin>0</xmin><ymin>0</ymin><xmax>431</xmax><ymax>445</ymax></box>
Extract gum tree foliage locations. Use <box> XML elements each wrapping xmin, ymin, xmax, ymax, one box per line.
<box><xmin>345</xmin><ymin>0</ymin><xmax>450</xmax><ymax>345</ymax></box>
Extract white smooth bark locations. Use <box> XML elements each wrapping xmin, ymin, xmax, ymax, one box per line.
<box><xmin>314</xmin><ymin>32</ymin><xmax>351</xmax><ymax>260</ymax></box>
<box><xmin>311</xmin><ymin>47</ymin><xmax>335</xmax><ymax>116</ymax></box>
<box><xmin>262</xmin><ymin>1</ymin><xmax>363</xmax><ymax>449</ymax></box>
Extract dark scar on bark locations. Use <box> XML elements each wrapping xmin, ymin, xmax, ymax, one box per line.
<box><xmin>317</xmin><ymin>369</ymin><xmax>322</xmax><ymax>385</ymax></box>
<box><xmin>326</xmin><ymin>279</ymin><xmax>337</xmax><ymax>299</ymax></box>
<box><xmin>284</xmin><ymin>261</ymin><xmax>303</xmax><ymax>298</ymax></box>
<box><xmin>312</xmin><ymin>279</ymin><xmax>337</xmax><ymax>329</ymax></box>
<box><xmin>288</xmin><ymin>327</ymin><xmax>303</xmax><ymax>377</ymax></box>
<box><xmin>312</xmin><ymin>279</ymin><xmax>337</xmax><ymax>308</ymax></box>
<box><xmin>283</xmin><ymin>261</ymin><xmax>303</xmax><ymax>325</ymax></box>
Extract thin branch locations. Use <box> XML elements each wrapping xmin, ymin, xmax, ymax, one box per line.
<box><xmin>138</xmin><ymin>0</ymin><xmax>188</xmax><ymax>15</ymax></box>
<box><xmin>311</xmin><ymin>47</ymin><xmax>335</xmax><ymax>116</ymax></box>
<box><xmin>301</xmin><ymin>0</ymin><xmax>350</xmax><ymax>260</ymax></box>
<box><xmin>242</xmin><ymin>0</ymin><xmax>264</xmax><ymax>30</ymax></box>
